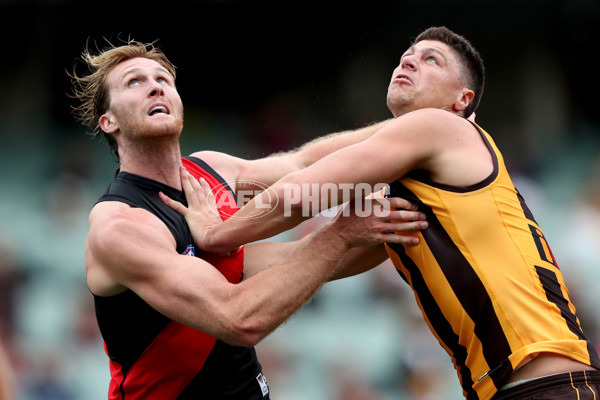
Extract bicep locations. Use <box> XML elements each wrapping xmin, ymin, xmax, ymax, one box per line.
<box><xmin>280</xmin><ymin>131</ymin><xmax>423</xmax><ymax>204</ymax></box>
<box><xmin>281</xmin><ymin>112</ymin><xmax>442</xmax><ymax>199</ymax></box>
<box><xmin>88</xmin><ymin>208</ymin><xmax>233</xmax><ymax>334</ymax></box>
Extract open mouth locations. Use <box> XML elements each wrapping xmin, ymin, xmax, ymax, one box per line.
<box><xmin>148</xmin><ymin>105</ymin><xmax>169</xmax><ymax>116</ymax></box>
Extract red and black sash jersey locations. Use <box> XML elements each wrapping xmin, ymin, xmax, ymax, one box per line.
<box><xmin>94</xmin><ymin>157</ymin><xmax>269</xmax><ymax>399</ymax></box>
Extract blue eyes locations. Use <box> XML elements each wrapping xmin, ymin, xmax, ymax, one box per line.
<box><xmin>127</xmin><ymin>77</ymin><xmax>169</xmax><ymax>87</ymax></box>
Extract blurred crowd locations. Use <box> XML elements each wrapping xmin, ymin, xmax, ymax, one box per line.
<box><xmin>1</xmin><ymin>92</ymin><xmax>599</xmax><ymax>399</ymax></box>
<box><xmin>1</xmin><ymin>2</ymin><xmax>599</xmax><ymax>398</ymax></box>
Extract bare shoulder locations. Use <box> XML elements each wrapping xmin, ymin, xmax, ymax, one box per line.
<box><xmin>188</xmin><ymin>150</ymin><xmax>241</xmax><ymax>183</ymax></box>
<box><xmin>402</xmin><ymin>110</ymin><xmax>492</xmax><ymax>185</ymax></box>
<box><xmin>86</xmin><ymin>202</ymin><xmax>175</xmax><ymax>295</ymax></box>
<box><xmin>88</xmin><ymin>202</ymin><xmax>174</xmax><ymax>246</ymax></box>
<box><xmin>189</xmin><ymin>150</ymin><xmax>298</xmax><ymax>190</ymax></box>
<box><xmin>378</xmin><ymin>109</ymin><xmax>479</xmax><ymax>155</ymax></box>
<box><xmin>188</xmin><ymin>150</ymin><xmax>250</xmax><ymax>193</ymax></box>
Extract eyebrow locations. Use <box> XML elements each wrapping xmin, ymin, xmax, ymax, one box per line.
<box><xmin>420</xmin><ymin>47</ymin><xmax>448</xmax><ymax>63</ymax></box>
<box><xmin>120</xmin><ymin>66</ymin><xmax>171</xmax><ymax>83</ymax></box>
<box><xmin>400</xmin><ymin>45</ymin><xmax>448</xmax><ymax>63</ymax></box>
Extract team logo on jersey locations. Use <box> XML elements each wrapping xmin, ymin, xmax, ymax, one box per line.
<box><xmin>182</xmin><ymin>244</ymin><xmax>195</xmax><ymax>257</ymax></box>
<box><xmin>256</xmin><ymin>372</ymin><xmax>269</xmax><ymax>397</ymax></box>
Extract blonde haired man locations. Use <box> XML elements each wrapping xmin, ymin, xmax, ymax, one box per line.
<box><xmin>70</xmin><ymin>40</ymin><xmax>425</xmax><ymax>398</ymax></box>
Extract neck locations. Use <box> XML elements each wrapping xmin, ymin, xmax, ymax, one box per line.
<box><xmin>117</xmin><ymin>135</ymin><xmax>183</xmax><ymax>189</ymax></box>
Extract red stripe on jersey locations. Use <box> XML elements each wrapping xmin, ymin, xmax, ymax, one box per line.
<box><xmin>182</xmin><ymin>157</ymin><xmax>244</xmax><ymax>284</ymax></box>
<box><xmin>104</xmin><ymin>158</ymin><xmax>248</xmax><ymax>398</ymax></box>
<box><xmin>108</xmin><ymin>321</ymin><xmax>217</xmax><ymax>399</ymax></box>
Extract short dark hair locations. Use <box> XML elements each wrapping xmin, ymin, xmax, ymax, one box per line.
<box><xmin>414</xmin><ymin>26</ymin><xmax>485</xmax><ymax>117</ymax></box>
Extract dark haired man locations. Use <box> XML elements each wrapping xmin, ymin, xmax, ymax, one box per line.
<box><xmin>168</xmin><ymin>26</ymin><xmax>600</xmax><ymax>400</ymax></box>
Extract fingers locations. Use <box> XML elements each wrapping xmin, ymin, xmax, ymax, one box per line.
<box><xmin>197</xmin><ymin>176</ymin><xmax>217</xmax><ymax>208</ymax></box>
<box><xmin>379</xmin><ymin>232</ymin><xmax>421</xmax><ymax>246</ymax></box>
<box><xmin>338</xmin><ymin>196</ymin><xmax>428</xmax><ymax>247</ymax></box>
<box><xmin>384</xmin><ymin>219</ymin><xmax>428</xmax><ymax>232</ymax></box>
<box><xmin>197</xmin><ymin>175</ymin><xmax>212</xmax><ymax>192</ymax></box>
<box><xmin>374</xmin><ymin>213</ymin><xmax>428</xmax><ymax>246</ymax></box>
<box><xmin>159</xmin><ymin>191</ymin><xmax>188</xmax><ymax>215</ymax></box>
<box><xmin>385</xmin><ymin>196</ymin><xmax>418</xmax><ymax>211</ymax></box>
<box><xmin>180</xmin><ymin>167</ymin><xmax>197</xmax><ymax>203</ymax></box>
<box><xmin>386</xmin><ymin>209</ymin><xmax>427</xmax><ymax>224</ymax></box>
<box><xmin>180</xmin><ymin>167</ymin><xmax>213</xmax><ymax>208</ymax></box>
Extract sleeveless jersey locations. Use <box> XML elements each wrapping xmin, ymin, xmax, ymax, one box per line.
<box><xmin>385</xmin><ymin>123</ymin><xmax>600</xmax><ymax>400</ymax></box>
<box><xmin>93</xmin><ymin>156</ymin><xmax>269</xmax><ymax>399</ymax></box>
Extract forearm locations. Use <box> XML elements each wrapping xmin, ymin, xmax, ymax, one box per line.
<box><xmin>287</xmin><ymin>119</ymin><xmax>391</xmax><ymax>168</ymax></box>
<box><xmin>328</xmin><ymin>243</ymin><xmax>390</xmax><ymax>281</ymax></box>
<box><xmin>242</xmin><ymin>240</ymin><xmax>300</xmax><ymax>278</ymax></box>
<box><xmin>237</xmin><ymin>119</ymin><xmax>391</xmax><ymax>189</ymax></box>
<box><xmin>227</xmin><ymin>220</ymin><xmax>351</xmax><ymax>345</ymax></box>
<box><xmin>206</xmin><ymin>191</ymin><xmax>307</xmax><ymax>253</ymax></box>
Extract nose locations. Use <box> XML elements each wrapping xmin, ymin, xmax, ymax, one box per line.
<box><xmin>148</xmin><ymin>79</ymin><xmax>164</xmax><ymax>97</ymax></box>
<box><xmin>401</xmin><ymin>55</ymin><xmax>416</xmax><ymax>71</ymax></box>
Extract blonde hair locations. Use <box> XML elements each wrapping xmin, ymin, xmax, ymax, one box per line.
<box><xmin>68</xmin><ymin>40</ymin><xmax>177</xmax><ymax>157</ymax></box>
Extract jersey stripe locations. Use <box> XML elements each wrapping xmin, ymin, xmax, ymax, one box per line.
<box><xmin>535</xmin><ymin>266</ymin><xmax>600</xmax><ymax>367</ymax></box>
<box><xmin>109</xmin><ymin>322</ymin><xmax>216</xmax><ymax>399</ymax></box>
<box><xmin>389</xmin><ymin>183</ymin><xmax>514</xmax><ymax>389</ymax></box>
<box><xmin>388</xmin><ymin>242</ymin><xmax>477</xmax><ymax>398</ymax></box>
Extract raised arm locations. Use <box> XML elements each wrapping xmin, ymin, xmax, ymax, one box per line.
<box><xmin>185</xmin><ymin>110</ymin><xmax>445</xmax><ymax>253</ymax></box>
<box><xmin>165</xmin><ymin>110</ymin><xmax>483</xmax><ymax>254</ymax></box>
<box><xmin>189</xmin><ymin>119</ymin><xmax>391</xmax><ymax>192</ymax></box>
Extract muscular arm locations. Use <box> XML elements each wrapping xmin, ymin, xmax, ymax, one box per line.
<box><xmin>201</xmin><ymin>109</ymin><xmax>452</xmax><ymax>253</ymax></box>
<box><xmin>189</xmin><ymin>119</ymin><xmax>391</xmax><ymax>192</ymax></box>
<box><xmin>86</xmin><ymin>196</ymin><xmax>405</xmax><ymax>347</ymax></box>
<box><xmin>244</xmin><ymin>241</ymin><xmax>389</xmax><ymax>281</ymax></box>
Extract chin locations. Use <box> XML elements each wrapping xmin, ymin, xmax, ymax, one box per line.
<box><xmin>387</xmin><ymin>99</ymin><xmax>409</xmax><ymax>118</ymax></box>
<box><xmin>139</xmin><ymin>118</ymin><xmax>183</xmax><ymax>138</ymax></box>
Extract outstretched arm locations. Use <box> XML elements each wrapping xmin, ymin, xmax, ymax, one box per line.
<box><xmin>161</xmin><ymin>169</ymin><xmax>429</xmax><ymax>255</ymax></box>
<box><xmin>190</xmin><ymin>119</ymin><xmax>391</xmax><ymax>192</ymax></box>
<box><xmin>167</xmin><ymin>110</ymin><xmax>442</xmax><ymax>253</ymax></box>
<box><xmin>244</xmin><ymin>241</ymin><xmax>390</xmax><ymax>283</ymax></box>
<box><xmin>88</xmin><ymin>191</ymin><xmax>420</xmax><ymax>348</ymax></box>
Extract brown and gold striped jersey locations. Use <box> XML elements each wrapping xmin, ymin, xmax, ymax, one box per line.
<box><xmin>385</xmin><ymin>122</ymin><xmax>600</xmax><ymax>400</ymax></box>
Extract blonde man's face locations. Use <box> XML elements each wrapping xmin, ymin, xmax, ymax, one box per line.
<box><xmin>101</xmin><ymin>57</ymin><xmax>184</xmax><ymax>140</ymax></box>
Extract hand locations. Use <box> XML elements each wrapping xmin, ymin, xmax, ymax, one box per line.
<box><xmin>329</xmin><ymin>196</ymin><xmax>427</xmax><ymax>247</ymax></box>
<box><xmin>159</xmin><ymin>167</ymin><xmax>223</xmax><ymax>251</ymax></box>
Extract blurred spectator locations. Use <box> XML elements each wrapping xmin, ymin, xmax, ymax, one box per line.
<box><xmin>0</xmin><ymin>338</ymin><xmax>15</xmax><ymax>400</ymax></box>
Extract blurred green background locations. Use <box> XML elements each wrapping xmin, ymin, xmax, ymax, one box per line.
<box><xmin>1</xmin><ymin>1</ymin><xmax>599</xmax><ymax>399</ymax></box>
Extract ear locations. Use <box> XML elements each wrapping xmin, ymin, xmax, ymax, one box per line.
<box><xmin>453</xmin><ymin>88</ymin><xmax>475</xmax><ymax>113</ymax></box>
<box><xmin>99</xmin><ymin>112</ymin><xmax>119</xmax><ymax>134</ymax></box>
